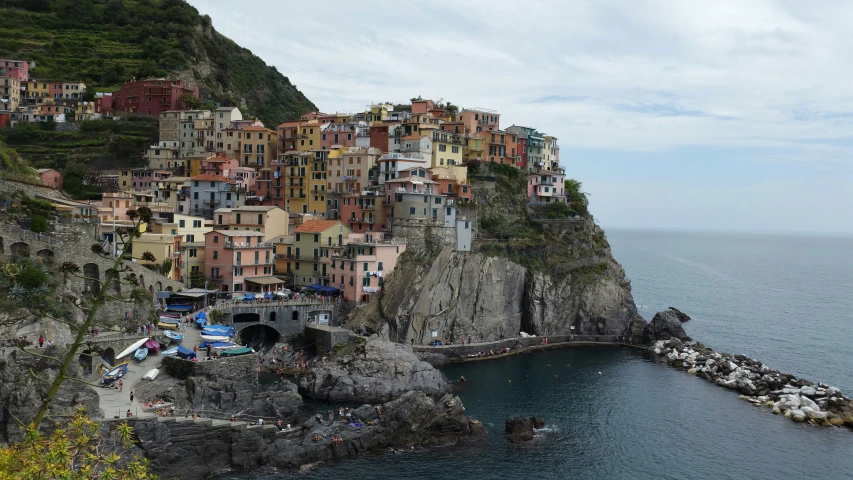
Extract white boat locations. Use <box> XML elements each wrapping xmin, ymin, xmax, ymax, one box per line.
<box><xmin>200</xmin><ymin>334</ymin><xmax>231</xmax><ymax>341</ymax></box>
<box><xmin>116</xmin><ymin>338</ymin><xmax>149</xmax><ymax>360</ymax></box>
<box><xmin>142</xmin><ymin>368</ymin><xmax>160</xmax><ymax>381</ymax></box>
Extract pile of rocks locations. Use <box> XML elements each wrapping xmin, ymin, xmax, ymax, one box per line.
<box><xmin>651</xmin><ymin>339</ymin><xmax>853</xmax><ymax>428</ymax></box>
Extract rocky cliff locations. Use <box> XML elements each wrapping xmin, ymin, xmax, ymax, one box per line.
<box><xmin>350</xmin><ymin>167</ymin><xmax>642</xmax><ymax>344</ymax></box>
<box><xmin>0</xmin><ymin>347</ymin><xmax>101</xmax><ymax>443</ymax></box>
<box><xmin>128</xmin><ymin>390</ymin><xmax>483</xmax><ymax>478</ymax></box>
<box><xmin>299</xmin><ymin>339</ymin><xmax>449</xmax><ymax>403</ymax></box>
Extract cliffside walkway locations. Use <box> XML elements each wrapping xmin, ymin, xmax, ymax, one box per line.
<box><xmin>412</xmin><ymin>334</ymin><xmax>645</xmax><ymax>363</ymax></box>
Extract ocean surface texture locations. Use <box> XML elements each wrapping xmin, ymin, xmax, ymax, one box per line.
<box><xmin>233</xmin><ymin>230</ymin><xmax>853</xmax><ymax>480</ymax></box>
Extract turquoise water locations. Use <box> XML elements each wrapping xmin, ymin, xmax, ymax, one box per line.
<box><xmin>232</xmin><ymin>230</ymin><xmax>853</xmax><ymax>480</ymax></box>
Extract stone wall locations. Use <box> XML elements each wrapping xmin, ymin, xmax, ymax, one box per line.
<box><xmin>55</xmin><ymin>122</ymin><xmax>81</xmax><ymax>132</ymax></box>
<box><xmin>162</xmin><ymin>353</ymin><xmax>258</xmax><ymax>382</ymax></box>
<box><xmin>0</xmin><ymin>176</ymin><xmax>66</xmax><ymax>200</ymax></box>
<box><xmin>391</xmin><ymin>219</ymin><xmax>457</xmax><ymax>253</ymax></box>
<box><xmin>227</xmin><ymin>302</ymin><xmax>349</xmax><ymax>338</ymax></box>
<box><xmin>0</xmin><ymin>222</ymin><xmax>183</xmax><ymax>332</ymax></box>
<box><xmin>412</xmin><ymin>334</ymin><xmax>625</xmax><ymax>364</ymax></box>
<box><xmin>305</xmin><ymin>325</ymin><xmax>352</xmax><ymax>352</ymax></box>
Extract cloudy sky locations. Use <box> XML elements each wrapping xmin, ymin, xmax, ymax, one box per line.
<box><xmin>189</xmin><ymin>0</ymin><xmax>853</xmax><ymax>234</ymax></box>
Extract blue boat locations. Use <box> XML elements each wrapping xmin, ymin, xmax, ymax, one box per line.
<box><xmin>199</xmin><ymin>341</ymin><xmax>238</xmax><ymax>350</ymax></box>
<box><xmin>133</xmin><ymin>347</ymin><xmax>148</xmax><ymax>362</ymax></box>
<box><xmin>161</xmin><ymin>347</ymin><xmax>179</xmax><ymax>357</ymax></box>
<box><xmin>102</xmin><ymin>363</ymin><xmax>129</xmax><ymax>384</ymax></box>
<box><xmin>176</xmin><ymin>345</ymin><xmax>196</xmax><ymax>360</ymax></box>
<box><xmin>202</xmin><ymin>328</ymin><xmax>234</xmax><ymax>337</ymax></box>
<box><xmin>163</xmin><ymin>330</ymin><xmax>183</xmax><ymax>343</ymax></box>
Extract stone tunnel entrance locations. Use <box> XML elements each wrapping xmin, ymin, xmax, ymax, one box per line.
<box><xmin>238</xmin><ymin>324</ymin><xmax>280</xmax><ymax>353</ymax></box>
<box><xmin>233</xmin><ymin>312</ymin><xmax>261</xmax><ymax>324</ymax></box>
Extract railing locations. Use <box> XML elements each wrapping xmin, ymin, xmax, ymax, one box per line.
<box><xmin>224</xmin><ymin>242</ymin><xmax>274</xmax><ymax>249</ymax></box>
<box><xmin>209</xmin><ymin>274</ymin><xmax>223</xmax><ymax>281</ymax></box>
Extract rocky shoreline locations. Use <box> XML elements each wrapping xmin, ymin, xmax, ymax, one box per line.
<box><xmin>651</xmin><ymin>338</ymin><xmax>853</xmax><ymax>428</ymax></box>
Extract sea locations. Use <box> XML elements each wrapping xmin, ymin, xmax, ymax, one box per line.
<box><xmin>231</xmin><ymin>229</ymin><xmax>853</xmax><ymax>480</ymax></box>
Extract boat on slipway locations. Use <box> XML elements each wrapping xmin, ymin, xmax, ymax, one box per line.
<box><xmin>116</xmin><ymin>338</ymin><xmax>148</xmax><ymax>360</ymax></box>
<box><xmin>200</xmin><ymin>333</ymin><xmax>232</xmax><ymax>341</ymax></box>
<box><xmin>199</xmin><ymin>341</ymin><xmax>239</xmax><ymax>350</ymax></box>
<box><xmin>133</xmin><ymin>347</ymin><xmax>148</xmax><ymax>362</ymax></box>
<box><xmin>101</xmin><ymin>363</ymin><xmax>129</xmax><ymax>384</ymax></box>
<box><xmin>161</xmin><ymin>347</ymin><xmax>179</xmax><ymax>357</ymax></box>
<box><xmin>220</xmin><ymin>346</ymin><xmax>253</xmax><ymax>357</ymax></box>
<box><xmin>163</xmin><ymin>330</ymin><xmax>183</xmax><ymax>344</ymax></box>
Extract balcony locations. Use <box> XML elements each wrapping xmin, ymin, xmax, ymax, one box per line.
<box><xmin>349</xmin><ymin>217</ymin><xmax>376</xmax><ymax>224</ymax></box>
<box><xmin>395</xmin><ymin>187</ymin><xmax>433</xmax><ymax>195</ymax></box>
<box><xmin>209</xmin><ymin>274</ymin><xmax>223</xmax><ymax>281</ymax></box>
<box><xmin>224</xmin><ymin>241</ymin><xmax>274</xmax><ymax>249</ymax></box>
<box><xmin>203</xmin><ymin>199</ymin><xmax>220</xmax><ymax>205</ymax></box>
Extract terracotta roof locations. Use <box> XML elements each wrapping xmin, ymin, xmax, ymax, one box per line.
<box><xmin>277</xmin><ymin>121</ymin><xmax>301</xmax><ymax>128</ymax></box>
<box><xmin>241</xmin><ymin>126</ymin><xmax>273</xmax><ymax>132</ymax></box>
<box><xmin>295</xmin><ymin>220</ymin><xmax>342</xmax><ymax>233</ymax></box>
<box><xmin>190</xmin><ymin>174</ymin><xmax>229</xmax><ymax>182</ymax></box>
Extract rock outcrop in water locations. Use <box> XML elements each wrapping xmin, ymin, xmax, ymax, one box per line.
<box><xmin>298</xmin><ymin>339</ymin><xmax>449</xmax><ymax>403</ymax></box>
<box><xmin>505</xmin><ymin>416</ymin><xmax>545</xmax><ymax>443</ymax></box>
<box><xmin>129</xmin><ymin>390</ymin><xmax>483</xmax><ymax>478</ymax></box>
<box><xmin>652</xmin><ymin>338</ymin><xmax>853</xmax><ymax>428</ymax></box>
<box><xmin>643</xmin><ymin>309</ymin><xmax>691</xmax><ymax>343</ymax></box>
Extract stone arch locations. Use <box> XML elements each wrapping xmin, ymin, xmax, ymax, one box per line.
<box><xmin>148</xmin><ymin>285</ymin><xmax>154</xmax><ymax>294</ymax></box>
<box><xmin>166</xmin><ymin>286</ymin><xmax>173</xmax><ymax>292</ymax></box>
<box><xmin>78</xmin><ymin>350</ymin><xmax>94</xmax><ymax>374</ymax></box>
<box><xmin>83</xmin><ymin>263</ymin><xmax>100</xmax><ymax>295</ymax></box>
<box><xmin>36</xmin><ymin>248</ymin><xmax>55</xmax><ymax>264</ymax></box>
<box><xmin>291</xmin><ymin>310</ymin><xmax>299</xmax><ymax>321</ymax></box>
<box><xmin>104</xmin><ymin>268</ymin><xmax>120</xmax><ymax>293</ymax></box>
<box><xmin>155</xmin><ymin>281</ymin><xmax>163</xmax><ymax>292</ymax></box>
<box><xmin>0</xmin><ymin>236</ymin><xmax>5</xmax><ymax>254</ymax></box>
<box><xmin>138</xmin><ymin>275</ymin><xmax>145</xmax><ymax>288</ymax></box>
<box><xmin>238</xmin><ymin>324</ymin><xmax>280</xmax><ymax>346</ymax></box>
<box><xmin>233</xmin><ymin>312</ymin><xmax>260</xmax><ymax>323</ymax></box>
<box><xmin>10</xmin><ymin>241</ymin><xmax>30</xmax><ymax>260</ymax></box>
<box><xmin>269</xmin><ymin>311</ymin><xmax>277</xmax><ymax>322</ymax></box>
<box><xmin>102</xmin><ymin>347</ymin><xmax>116</xmax><ymax>366</ymax></box>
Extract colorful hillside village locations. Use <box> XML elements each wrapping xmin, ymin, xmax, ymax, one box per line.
<box><xmin>2</xmin><ymin>61</ymin><xmax>569</xmax><ymax>302</ymax></box>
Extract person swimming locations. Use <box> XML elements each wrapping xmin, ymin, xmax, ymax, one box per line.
<box><xmin>459</xmin><ymin>376</ymin><xmax>466</xmax><ymax>382</ymax></box>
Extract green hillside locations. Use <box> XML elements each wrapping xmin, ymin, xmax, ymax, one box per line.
<box><xmin>0</xmin><ymin>0</ymin><xmax>316</xmax><ymax>126</ymax></box>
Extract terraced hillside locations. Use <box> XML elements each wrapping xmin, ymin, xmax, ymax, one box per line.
<box><xmin>0</xmin><ymin>0</ymin><xmax>316</xmax><ymax>126</ymax></box>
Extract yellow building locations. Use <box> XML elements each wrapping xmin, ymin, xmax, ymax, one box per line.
<box><xmin>151</xmin><ymin>213</ymin><xmax>211</xmax><ymax>284</ymax></box>
<box><xmin>464</xmin><ymin>134</ymin><xmax>485</xmax><ymax>162</ymax></box>
<box><xmin>131</xmin><ymin>233</ymin><xmax>183</xmax><ymax>281</ymax></box>
<box><xmin>74</xmin><ymin>101</ymin><xmax>95</xmax><ymax>121</ymax></box>
<box><xmin>429</xmin><ymin>165</ymin><xmax>468</xmax><ymax>184</ymax></box>
<box><xmin>153</xmin><ymin>176</ymin><xmax>190</xmax><ymax>212</ymax></box>
<box><xmin>307</xmin><ymin>150</ymin><xmax>328</xmax><ymax>217</ymax></box>
<box><xmin>270</xmin><ymin>234</ymin><xmax>295</xmax><ymax>280</ymax></box>
<box><xmin>22</xmin><ymin>80</ymin><xmax>50</xmax><ymax>104</ymax></box>
<box><xmin>364</xmin><ymin>103</ymin><xmax>392</xmax><ymax>124</ymax></box>
<box><xmin>1</xmin><ymin>76</ymin><xmax>21</xmax><ymax>113</ymax></box>
<box><xmin>236</xmin><ymin>126</ymin><xmax>277</xmax><ymax>167</ymax></box>
<box><xmin>296</xmin><ymin>122</ymin><xmax>322</xmax><ymax>152</ymax></box>
<box><xmin>212</xmin><ymin>205</ymin><xmax>289</xmax><ymax>240</ymax></box>
<box><xmin>327</xmin><ymin>146</ymin><xmax>382</xmax><ymax>195</ymax></box>
<box><xmin>431</xmin><ymin>130</ymin><xmax>464</xmax><ymax>167</ymax></box>
<box><xmin>292</xmin><ymin>220</ymin><xmax>351</xmax><ymax>287</ymax></box>
<box><xmin>282</xmin><ymin>151</ymin><xmax>311</xmax><ymax>214</ymax></box>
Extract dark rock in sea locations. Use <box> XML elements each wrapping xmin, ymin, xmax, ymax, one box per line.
<box><xmin>644</xmin><ymin>310</ymin><xmax>691</xmax><ymax>343</ymax></box>
<box><xmin>505</xmin><ymin>416</ymin><xmax>542</xmax><ymax>443</ymax></box>
<box><xmin>128</xmin><ymin>390</ymin><xmax>481</xmax><ymax>478</ymax></box>
<box><xmin>668</xmin><ymin>307</ymin><xmax>692</xmax><ymax>322</ymax></box>
<box><xmin>299</xmin><ymin>339</ymin><xmax>449</xmax><ymax>403</ymax></box>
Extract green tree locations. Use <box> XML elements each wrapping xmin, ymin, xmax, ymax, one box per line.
<box><xmin>187</xmin><ymin>269</ymin><xmax>207</xmax><ymax>289</ymax></box>
<box><xmin>564</xmin><ymin>179</ymin><xmax>590</xmax><ymax>217</ymax></box>
<box><xmin>179</xmin><ymin>93</ymin><xmax>202</xmax><ymax>110</ymax></box>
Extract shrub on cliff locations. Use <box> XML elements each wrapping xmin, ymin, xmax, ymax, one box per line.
<box><xmin>0</xmin><ymin>413</ymin><xmax>156</xmax><ymax>480</ymax></box>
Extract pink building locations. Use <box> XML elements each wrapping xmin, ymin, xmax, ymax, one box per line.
<box><xmin>331</xmin><ymin>236</ymin><xmax>406</xmax><ymax>303</ymax></box>
<box><xmin>320</xmin><ymin>123</ymin><xmax>358</xmax><ymax>150</ymax></box>
<box><xmin>95</xmin><ymin>93</ymin><xmax>114</xmax><ymax>116</ymax></box>
<box><xmin>527</xmin><ymin>170</ymin><xmax>566</xmax><ymax>204</ymax></box>
<box><xmin>204</xmin><ymin>230</ymin><xmax>276</xmax><ymax>293</ymax></box>
<box><xmin>0</xmin><ymin>59</ymin><xmax>28</xmax><ymax>81</ymax></box>
<box><xmin>200</xmin><ymin>156</ymin><xmax>239</xmax><ymax>176</ymax></box>
<box><xmin>411</xmin><ymin>99</ymin><xmax>434</xmax><ymax>114</ymax></box>
<box><xmin>225</xmin><ymin>166</ymin><xmax>258</xmax><ymax>192</ymax></box>
<box><xmin>37</xmin><ymin>169</ymin><xmax>63</xmax><ymax>190</ymax></box>
<box><xmin>457</xmin><ymin>108</ymin><xmax>501</xmax><ymax>134</ymax></box>
<box><xmin>112</xmin><ymin>78</ymin><xmax>200</xmax><ymax>116</ymax></box>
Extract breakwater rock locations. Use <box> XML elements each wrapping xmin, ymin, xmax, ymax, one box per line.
<box><xmin>299</xmin><ymin>339</ymin><xmax>449</xmax><ymax>403</ymax></box>
<box><xmin>129</xmin><ymin>390</ymin><xmax>482</xmax><ymax>479</ymax></box>
<box><xmin>651</xmin><ymin>339</ymin><xmax>853</xmax><ymax>428</ymax></box>
<box><xmin>505</xmin><ymin>416</ymin><xmax>545</xmax><ymax>443</ymax></box>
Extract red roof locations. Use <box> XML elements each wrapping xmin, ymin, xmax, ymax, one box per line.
<box><xmin>295</xmin><ymin>220</ymin><xmax>342</xmax><ymax>233</ymax></box>
<box><xmin>190</xmin><ymin>174</ymin><xmax>229</xmax><ymax>182</ymax></box>
<box><xmin>241</xmin><ymin>126</ymin><xmax>273</xmax><ymax>132</ymax></box>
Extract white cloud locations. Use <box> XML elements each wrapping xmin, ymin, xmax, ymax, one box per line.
<box><xmin>188</xmin><ymin>0</ymin><xmax>853</xmax><ymax>232</ymax></box>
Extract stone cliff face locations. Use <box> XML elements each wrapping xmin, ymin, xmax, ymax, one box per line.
<box><xmin>0</xmin><ymin>348</ymin><xmax>101</xmax><ymax>443</ymax></box>
<box><xmin>363</xmin><ymin>239</ymin><xmax>639</xmax><ymax>345</ymax></box>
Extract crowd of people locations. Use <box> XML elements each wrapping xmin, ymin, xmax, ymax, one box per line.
<box><xmin>465</xmin><ymin>346</ymin><xmax>512</xmax><ymax>359</ymax></box>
